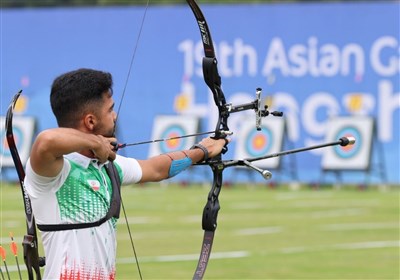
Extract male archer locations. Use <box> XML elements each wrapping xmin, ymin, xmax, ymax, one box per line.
<box><xmin>25</xmin><ymin>68</ymin><xmax>228</xmax><ymax>279</ymax></box>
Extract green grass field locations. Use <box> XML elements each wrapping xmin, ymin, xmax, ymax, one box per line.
<box><xmin>0</xmin><ymin>182</ymin><xmax>399</xmax><ymax>279</ymax></box>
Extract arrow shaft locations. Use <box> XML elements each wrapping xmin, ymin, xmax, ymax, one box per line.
<box><xmin>0</xmin><ymin>268</ymin><xmax>5</xmax><ymax>280</ymax></box>
<box><xmin>120</xmin><ymin>130</ymin><xmax>216</xmax><ymax>148</ymax></box>
<box><xmin>2</xmin><ymin>261</ymin><xmax>9</xmax><ymax>280</ymax></box>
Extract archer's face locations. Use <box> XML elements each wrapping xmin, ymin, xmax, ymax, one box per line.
<box><xmin>92</xmin><ymin>90</ymin><xmax>116</xmax><ymax>137</ymax></box>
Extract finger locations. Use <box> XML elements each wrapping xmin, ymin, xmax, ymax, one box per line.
<box><xmin>108</xmin><ymin>153</ymin><xmax>117</xmax><ymax>162</ymax></box>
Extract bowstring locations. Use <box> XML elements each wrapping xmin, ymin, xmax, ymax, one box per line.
<box><xmin>114</xmin><ymin>1</ymin><xmax>150</xmax><ymax>279</ymax></box>
<box><xmin>115</xmin><ymin>1</ymin><xmax>149</xmax><ymax>124</ymax></box>
<box><xmin>120</xmin><ymin>197</ymin><xmax>143</xmax><ymax>280</ymax></box>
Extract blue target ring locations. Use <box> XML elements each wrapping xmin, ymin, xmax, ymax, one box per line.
<box><xmin>334</xmin><ymin>126</ymin><xmax>361</xmax><ymax>158</ymax></box>
<box><xmin>245</xmin><ymin>127</ymin><xmax>273</xmax><ymax>157</ymax></box>
<box><xmin>159</xmin><ymin>125</ymin><xmax>187</xmax><ymax>153</ymax></box>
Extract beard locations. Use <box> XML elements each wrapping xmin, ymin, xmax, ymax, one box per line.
<box><xmin>93</xmin><ymin>122</ymin><xmax>115</xmax><ymax>137</ymax></box>
<box><xmin>105</xmin><ymin>124</ymin><xmax>116</xmax><ymax>137</ymax></box>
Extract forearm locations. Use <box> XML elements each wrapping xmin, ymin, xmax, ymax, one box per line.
<box><xmin>33</xmin><ymin>128</ymin><xmax>104</xmax><ymax>159</ymax></box>
<box><xmin>138</xmin><ymin>137</ymin><xmax>227</xmax><ymax>183</ymax></box>
<box><xmin>30</xmin><ymin>128</ymin><xmax>115</xmax><ymax>177</ymax></box>
<box><xmin>138</xmin><ymin>148</ymin><xmax>206</xmax><ymax>182</ymax></box>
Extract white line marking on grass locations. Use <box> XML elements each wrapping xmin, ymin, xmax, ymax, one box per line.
<box><xmin>230</xmin><ymin>202</ymin><xmax>267</xmax><ymax>210</ymax></box>
<box><xmin>117</xmin><ymin>251</ymin><xmax>250</xmax><ymax>264</ymax></box>
<box><xmin>180</xmin><ymin>215</ymin><xmax>202</xmax><ymax>223</ymax></box>
<box><xmin>333</xmin><ymin>240</ymin><xmax>400</xmax><ymax>250</ymax></box>
<box><xmin>310</xmin><ymin>208</ymin><xmax>366</xmax><ymax>218</ymax></box>
<box><xmin>0</xmin><ymin>235</ymin><xmax>23</xmax><ymax>245</ymax></box>
<box><xmin>235</xmin><ymin>226</ymin><xmax>282</xmax><ymax>236</ymax></box>
<box><xmin>280</xmin><ymin>247</ymin><xmax>308</xmax><ymax>254</ymax></box>
<box><xmin>321</xmin><ymin>222</ymin><xmax>399</xmax><ymax>231</ymax></box>
<box><xmin>292</xmin><ymin>199</ymin><xmax>380</xmax><ymax>208</ymax></box>
<box><xmin>2</xmin><ymin>221</ymin><xmax>21</xmax><ymax>228</ymax></box>
<box><xmin>280</xmin><ymin>240</ymin><xmax>400</xmax><ymax>255</ymax></box>
<box><xmin>275</xmin><ymin>192</ymin><xmax>333</xmax><ymax>201</ymax></box>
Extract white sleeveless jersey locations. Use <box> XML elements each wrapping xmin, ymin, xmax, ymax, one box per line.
<box><xmin>25</xmin><ymin>153</ymin><xmax>142</xmax><ymax>280</ymax></box>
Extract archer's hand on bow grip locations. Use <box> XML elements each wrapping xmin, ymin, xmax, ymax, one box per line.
<box><xmin>210</xmin><ymin>130</ymin><xmax>232</xmax><ymax>154</ymax></box>
<box><xmin>199</xmin><ymin>136</ymin><xmax>230</xmax><ymax>158</ymax></box>
<box><xmin>215</xmin><ymin>138</ymin><xmax>229</xmax><ymax>154</ymax></box>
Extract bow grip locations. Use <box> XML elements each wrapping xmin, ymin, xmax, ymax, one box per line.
<box><xmin>210</xmin><ymin>134</ymin><xmax>228</xmax><ymax>154</ymax></box>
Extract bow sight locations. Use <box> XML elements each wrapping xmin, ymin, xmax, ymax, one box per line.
<box><xmin>224</xmin><ymin>87</ymin><xmax>283</xmax><ymax>131</ymax></box>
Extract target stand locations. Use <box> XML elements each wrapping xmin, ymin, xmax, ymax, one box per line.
<box><xmin>320</xmin><ymin>116</ymin><xmax>386</xmax><ymax>187</ymax></box>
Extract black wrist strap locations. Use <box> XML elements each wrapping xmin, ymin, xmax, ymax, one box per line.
<box><xmin>190</xmin><ymin>144</ymin><xmax>209</xmax><ymax>161</ymax></box>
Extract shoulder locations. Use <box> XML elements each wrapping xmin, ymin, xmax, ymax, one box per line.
<box><xmin>25</xmin><ymin>156</ymin><xmax>71</xmax><ymax>193</ymax></box>
<box><xmin>114</xmin><ymin>155</ymin><xmax>142</xmax><ymax>184</ymax></box>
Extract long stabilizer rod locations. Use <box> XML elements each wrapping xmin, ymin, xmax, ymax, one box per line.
<box><xmin>246</xmin><ymin>136</ymin><xmax>356</xmax><ymax>163</ymax></box>
<box><xmin>215</xmin><ymin>136</ymin><xmax>356</xmax><ymax>180</ymax></box>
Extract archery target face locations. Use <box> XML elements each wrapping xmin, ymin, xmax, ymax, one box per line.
<box><xmin>333</xmin><ymin>127</ymin><xmax>361</xmax><ymax>159</ymax></box>
<box><xmin>148</xmin><ymin>115</ymin><xmax>199</xmax><ymax>158</ymax></box>
<box><xmin>158</xmin><ymin>125</ymin><xmax>187</xmax><ymax>153</ymax></box>
<box><xmin>245</xmin><ymin>128</ymin><xmax>273</xmax><ymax>157</ymax></box>
<box><xmin>322</xmin><ymin>117</ymin><xmax>373</xmax><ymax>170</ymax></box>
<box><xmin>235</xmin><ymin>117</ymin><xmax>285</xmax><ymax>169</ymax></box>
<box><xmin>0</xmin><ymin>116</ymin><xmax>36</xmax><ymax>167</ymax></box>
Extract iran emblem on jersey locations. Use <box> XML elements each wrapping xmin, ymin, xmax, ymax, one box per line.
<box><xmin>87</xmin><ymin>180</ymin><xmax>101</xmax><ymax>191</ymax></box>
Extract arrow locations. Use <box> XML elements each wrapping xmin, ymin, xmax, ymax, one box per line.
<box><xmin>9</xmin><ymin>233</ymin><xmax>22</xmax><ymax>280</ymax></box>
<box><xmin>0</xmin><ymin>245</ymin><xmax>10</xmax><ymax>280</ymax></box>
<box><xmin>115</xmin><ymin>130</ymin><xmax>233</xmax><ymax>150</ymax></box>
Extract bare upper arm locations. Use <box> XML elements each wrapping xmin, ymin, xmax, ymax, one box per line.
<box><xmin>29</xmin><ymin>131</ymin><xmax>65</xmax><ymax>177</ymax></box>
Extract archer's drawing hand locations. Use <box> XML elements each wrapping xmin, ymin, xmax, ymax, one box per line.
<box><xmin>91</xmin><ymin>135</ymin><xmax>117</xmax><ymax>163</ymax></box>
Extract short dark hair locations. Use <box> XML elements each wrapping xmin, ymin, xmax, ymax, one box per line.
<box><xmin>50</xmin><ymin>68</ymin><xmax>113</xmax><ymax>127</ymax></box>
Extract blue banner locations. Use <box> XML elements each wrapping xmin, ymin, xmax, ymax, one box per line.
<box><xmin>1</xmin><ymin>2</ymin><xmax>399</xmax><ymax>184</ymax></box>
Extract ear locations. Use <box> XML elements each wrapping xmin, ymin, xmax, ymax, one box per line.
<box><xmin>83</xmin><ymin>113</ymin><xmax>97</xmax><ymax>132</ymax></box>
